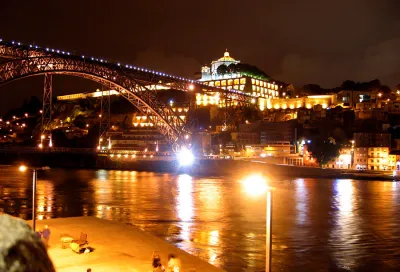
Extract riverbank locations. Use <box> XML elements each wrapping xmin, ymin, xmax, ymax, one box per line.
<box><xmin>31</xmin><ymin>217</ymin><xmax>224</xmax><ymax>272</ymax></box>
<box><xmin>0</xmin><ymin>150</ymin><xmax>395</xmax><ymax>180</ymax></box>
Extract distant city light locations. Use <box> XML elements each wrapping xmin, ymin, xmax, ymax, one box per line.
<box><xmin>19</xmin><ymin>165</ymin><xmax>27</xmax><ymax>172</ymax></box>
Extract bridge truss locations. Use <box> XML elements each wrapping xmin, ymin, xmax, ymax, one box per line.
<box><xmin>0</xmin><ymin>39</ymin><xmax>254</xmax><ymax>147</ymax></box>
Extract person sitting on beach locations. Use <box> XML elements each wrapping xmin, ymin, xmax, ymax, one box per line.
<box><xmin>154</xmin><ymin>263</ymin><xmax>165</xmax><ymax>272</ymax></box>
<box><xmin>167</xmin><ymin>254</ymin><xmax>181</xmax><ymax>272</ymax></box>
<box><xmin>42</xmin><ymin>225</ymin><xmax>51</xmax><ymax>248</ymax></box>
<box><xmin>36</xmin><ymin>228</ymin><xmax>42</xmax><ymax>239</ymax></box>
<box><xmin>0</xmin><ymin>214</ymin><xmax>55</xmax><ymax>271</ymax></box>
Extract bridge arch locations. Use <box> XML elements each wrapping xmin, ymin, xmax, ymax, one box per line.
<box><xmin>0</xmin><ymin>56</ymin><xmax>187</xmax><ymax>145</ymax></box>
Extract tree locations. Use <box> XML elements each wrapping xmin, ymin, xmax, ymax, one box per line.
<box><xmin>228</xmin><ymin>63</ymin><xmax>238</xmax><ymax>73</ymax></box>
<box><xmin>216</xmin><ymin>64</ymin><xmax>229</xmax><ymax>75</ymax></box>
<box><xmin>378</xmin><ymin>85</ymin><xmax>391</xmax><ymax>94</ymax></box>
<box><xmin>308</xmin><ymin>137</ymin><xmax>340</xmax><ymax>166</ymax></box>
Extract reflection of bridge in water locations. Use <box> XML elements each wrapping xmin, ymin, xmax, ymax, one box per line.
<box><xmin>0</xmin><ymin>39</ymin><xmax>253</xmax><ymax>148</ymax></box>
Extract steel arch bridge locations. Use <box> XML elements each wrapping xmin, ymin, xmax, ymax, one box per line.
<box><xmin>0</xmin><ymin>39</ymin><xmax>252</xmax><ymax>146</ymax></box>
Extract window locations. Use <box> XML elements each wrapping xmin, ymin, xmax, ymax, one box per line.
<box><xmin>234</xmin><ymin>79</ymin><xmax>239</xmax><ymax>84</ymax></box>
<box><xmin>215</xmin><ymin>81</ymin><xmax>220</xmax><ymax>87</ymax></box>
<box><xmin>221</xmin><ymin>80</ymin><xmax>226</xmax><ymax>86</ymax></box>
<box><xmin>240</xmin><ymin>78</ymin><xmax>246</xmax><ymax>84</ymax></box>
<box><xmin>251</xmin><ymin>79</ymin><xmax>255</xmax><ymax>84</ymax></box>
<box><xmin>208</xmin><ymin>81</ymin><xmax>214</xmax><ymax>86</ymax></box>
<box><xmin>228</xmin><ymin>79</ymin><xmax>233</xmax><ymax>85</ymax></box>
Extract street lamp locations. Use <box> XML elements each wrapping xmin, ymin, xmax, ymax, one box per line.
<box><xmin>242</xmin><ymin>174</ymin><xmax>273</xmax><ymax>272</ymax></box>
<box><xmin>19</xmin><ymin>165</ymin><xmax>50</xmax><ymax>231</ymax></box>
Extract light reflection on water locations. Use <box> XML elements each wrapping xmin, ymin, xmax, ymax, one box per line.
<box><xmin>1</xmin><ymin>167</ymin><xmax>400</xmax><ymax>271</ymax></box>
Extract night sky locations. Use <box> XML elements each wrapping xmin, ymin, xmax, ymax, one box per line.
<box><xmin>1</xmin><ymin>0</ymin><xmax>400</xmax><ymax>114</ymax></box>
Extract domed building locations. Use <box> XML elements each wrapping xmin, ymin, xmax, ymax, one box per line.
<box><xmin>197</xmin><ymin>50</ymin><xmax>282</xmax><ymax>109</ymax></box>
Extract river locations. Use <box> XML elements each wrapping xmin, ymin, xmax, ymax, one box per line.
<box><xmin>1</xmin><ymin>166</ymin><xmax>400</xmax><ymax>271</ymax></box>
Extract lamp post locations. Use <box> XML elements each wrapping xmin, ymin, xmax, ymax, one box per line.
<box><xmin>19</xmin><ymin>165</ymin><xmax>50</xmax><ymax>231</ymax></box>
<box><xmin>266</xmin><ymin>189</ymin><xmax>272</xmax><ymax>272</ymax></box>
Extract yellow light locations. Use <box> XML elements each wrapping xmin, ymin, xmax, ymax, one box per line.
<box><xmin>188</xmin><ymin>84</ymin><xmax>195</xmax><ymax>91</ymax></box>
<box><xmin>38</xmin><ymin>143</ymin><xmax>43</xmax><ymax>149</ymax></box>
<box><xmin>117</xmin><ymin>154</ymin><xmax>121</xmax><ymax>158</ymax></box>
<box><xmin>242</xmin><ymin>174</ymin><xmax>268</xmax><ymax>197</ymax></box>
<box><xmin>19</xmin><ymin>165</ymin><xmax>27</xmax><ymax>172</ymax></box>
<box><xmin>41</xmin><ymin>135</ymin><xmax>45</xmax><ymax>139</ymax></box>
<box><xmin>124</xmin><ymin>154</ymin><xmax>128</xmax><ymax>158</ymax></box>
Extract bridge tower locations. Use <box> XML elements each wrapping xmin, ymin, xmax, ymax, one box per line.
<box><xmin>98</xmin><ymin>86</ymin><xmax>111</xmax><ymax>151</ymax></box>
<box><xmin>40</xmin><ymin>73</ymin><xmax>53</xmax><ymax>148</ymax></box>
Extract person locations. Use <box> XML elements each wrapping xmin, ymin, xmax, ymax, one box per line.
<box><xmin>42</xmin><ymin>224</ymin><xmax>51</xmax><ymax>248</ymax></box>
<box><xmin>152</xmin><ymin>251</ymin><xmax>162</xmax><ymax>269</ymax></box>
<box><xmin>167</xmin><ymin>254</ymin><xmax>181</xmax><ymax>272</ymax></box>
<box><xmin>36</xmin><ymin>228</ymin><xmax>42</xmax><ymax>239</ymax></box>
<box><xmin>154</xmin><ymin>263</ymin><xmax>165</xmax><ymax>272</ymax></box>
<box><xmin>0</xmin><ymin>214</ymin><xmax>55</xmax><ymax>271</ymax></box>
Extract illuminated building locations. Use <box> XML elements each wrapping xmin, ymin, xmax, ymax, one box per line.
<box><xmin>198</xmin><ymin>50</ymin><xmax>281</xmax><ymax>108</ymax></box>
<box><xmin>262</xmin><ymin>94</ymin><xmax>337</xmax><ymax>111</ymax></box>
<box><xmin>354</xmin><ymin>147</ymin><xmax>392</xmax><ymax>170</ymax></box>
<box><xmin>326</xmin><ymin>148</ymin><xmax>352</xmax><ymax>169</ymax></box>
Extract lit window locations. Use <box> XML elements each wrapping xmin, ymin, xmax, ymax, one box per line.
<box><xmin>240</xmin><ymin>85</ymin><xmax>245</xmax><ymax>90</ymax></box>
<box><xmin>252</xmin><ymin>86</ymin><xmax>256</xmax><ymax>91</ymax></box>
<box><xmin>267</xmin><ymin>83</ymin><xmax>270</xmax><ymax>88</ymax></box>
<box><xmin>234</xmin><ymin>79</ymin><xmax>239</xmax><ymax>84</ymax></box>
<box><xmin>251</xmin><ymin>79</ymin><xmax>255</xmax><ymax>84</ymax></box>
<box><xmin>257</xmin><ymin>86</ymin><xmax>260</xmax><ymax>91</ymax></box>
<box><xmin>263</xmin><ymin>82</ymin><xmax>267</xmax><ymax>87</ymax></box>
<box><xmin>215</xmin><ymin>81</ymin><xmax>220</xmax><ymax>87</ymax></box>
<box><xmin>209</xmin><ymin>82</ymin><xmax>214</xmax><ymax>87</ymax></box>
<box><xmin>256</xmin><ymin>80</ymin><xmax>259</xmax><ymax>86</ymax></box>
<box><xmin>228</xmin><ymin>79</ymin><xmax>233</xmax><ymax>85</ymax></box>
<box><xmin>221</xmin><ymin>80</ymin><xmax>226</xmax><ymax>86</ymax></box>
<box><xmin>234</xmin><ymin>85</ymin><xmax>239</xmax><ymax>89</ymax></box>
<box><xmin>240</xmin><ymin>78</ymin><xmax>246</xmax><ymax>84</ymax></box>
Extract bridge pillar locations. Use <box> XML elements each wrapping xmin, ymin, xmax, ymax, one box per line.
<box><xmin>98</xmin><ymin>87</ymin><xmax>111</xmax><ymax>151</ymax></box>
<box><xmin>40</xmin><ymin>73</ymin><xmax>53</xmax><ymax>148</ymax></box>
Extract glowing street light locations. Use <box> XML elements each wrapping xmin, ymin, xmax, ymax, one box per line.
<box><xmin>25</xmin><ymin>113</ymin><xmax>28</xmax><ymax>117</ymax></box>
<box><xmin>241</xmin><ymin>174</ymin><xmax>272</xmax><ymax>272</ymax></box>
<box><xmin>19</xmin><ymin>165</ymin><xmax>50</xmax><ymax>231</ymax></box>
<box><xmin>177</xmin><ymin>146</ymin><xmax>195</xmax><ymax>166</ymax></box>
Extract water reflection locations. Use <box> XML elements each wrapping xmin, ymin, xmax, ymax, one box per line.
<box><xmin>295</xmin><ymin>178</ymin><xmax>308</xmax><ymax>225</ymax></box>
<box><xmin>2</xmin><ymin>167</ymin><xmax>400</xmax><ymax>271</ymax></box>
<box><xmin>176</xmin><ymin>174</ymin><xmax>194</xmax><ymax>242</ymax></box>
<box><xmin>330</xmin><ymin>179</ymin><xmax>362</xmax><ymax>270</ymax></box>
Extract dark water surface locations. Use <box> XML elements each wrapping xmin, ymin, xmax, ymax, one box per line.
<box><xmin>1</xmin><ymin>166</ymin><xmax>400</xmax><ymax>271</ymax></box>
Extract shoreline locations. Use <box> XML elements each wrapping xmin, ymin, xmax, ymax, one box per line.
<box><xmin>0</xmin><ymin>151</ymin><xmax>396</xmax><ymax>181</ymax></box>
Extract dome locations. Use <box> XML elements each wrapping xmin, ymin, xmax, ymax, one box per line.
<box><xmin>218</xmin><ymin>49</ymin><xmax>235</xmax><ymax>62</ymax></box>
